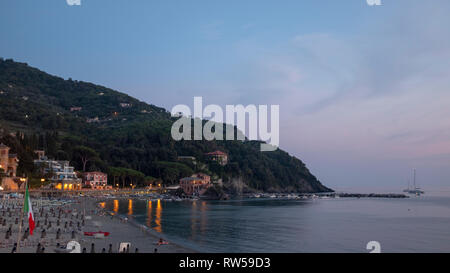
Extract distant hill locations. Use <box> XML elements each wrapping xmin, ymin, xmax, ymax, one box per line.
<box><xmin>0</xmin><ymin>58</ymin><xmax>332</xmax><ymax>193</ymax></box>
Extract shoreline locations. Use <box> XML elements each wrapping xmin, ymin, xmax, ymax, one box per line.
<box><xmin>0</xmin><ymin>191</ymin><xmax>420</xmax><ymax>253</ymax></box>
<box><xmin>0</xmin><ymin>195</ymin><xmax>195</xmax><ymax>253</ymax></box>
<box><xmin>93</xmin><ymin>198</ymin><xmax>197</xmax><ymax>253</ymax></box>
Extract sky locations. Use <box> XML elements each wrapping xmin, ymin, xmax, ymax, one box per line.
<box><xmin>1</xmin><ymin>0</ymin><xmax>450</xmax><ymax>192</ymax></box>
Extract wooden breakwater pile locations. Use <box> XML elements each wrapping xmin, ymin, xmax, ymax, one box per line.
<box><xmin>335</xmin><ymin>193</ymin><xmax>409</xmax><ymax>198</ymax></box>
<box><xmin>245</xmin><ymin>192</ymin><xmax>409</xmax><ymax>199</ymax></box>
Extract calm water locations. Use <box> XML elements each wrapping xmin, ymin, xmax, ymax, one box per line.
<box><xmin>103</xmin><ymin>195</ymin><xmax>450</xmax><ymax>253</ymax></box>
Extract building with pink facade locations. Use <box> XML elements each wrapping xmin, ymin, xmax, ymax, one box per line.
<box><xmin>83</xmin><ymin>171</ymin><xmax>108</xmax><ymax>189</ymax></box>
<box><xmin>180</xmin><ymin>173</ymin><xmax>211</xmax><ymax>196</ymax></box>
<box><xmin>205</xmin><ymin>151</ymin><xmax>228</xmax><ymax>166</ymax></box>
<box><xmin>0</xmin><ymin>143</ymin><xmax>20</xmax><ymax>191</ymax></box>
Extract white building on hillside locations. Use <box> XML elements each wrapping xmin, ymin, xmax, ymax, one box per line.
<box><xmin>34</xmin><ymin>151</ymin><xmax>81</xmax><ymax>190</ymax></box>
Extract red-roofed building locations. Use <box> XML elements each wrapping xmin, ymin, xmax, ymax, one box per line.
<box><xmin>70</xmin><ymin>107</ymin><xmax>82</xmax><ymax>112</ymax></box>
<box><xmin>180</xmin><ymin>173</ymin><xmax>211</xmax><ymax>195</ymax></box>
<box><xmin>0</xmin><ymin>143</ymin><xmax>18</xmax><ymax>177</ymax></box>
<box><xmin>0</xmin><ymin>143</ymin><xmax>20</xmax><ymax>191</ymax></box>
<box><xmin>83</xmin><ymin>172</ymin><xmax>108</xmax><ymax>189</ymax></box>
<box><xmin>205</xmin><ymin>150</ymin><xmax>228</xmax><ymax>166</ymax></box>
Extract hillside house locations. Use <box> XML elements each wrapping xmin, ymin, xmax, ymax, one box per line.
<box><xmin>205</xmin><ymin>151</ymin><xmax>228</xmax><ymax>166</ymax></box>
<box><xmin>83</xmin><ymin>171</ymin><xmax>108</xmax><ymax>189</ymax></box>
<box><xmin>180</xmin><ymin>173</ymin><xmax>211</xmax><ymax>196</ymax></box>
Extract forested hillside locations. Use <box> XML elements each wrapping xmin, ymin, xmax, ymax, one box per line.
<box><xmin>0</xmin><ymin>58</ymin><xmax>332</xmax><ymax>193</ymax></box>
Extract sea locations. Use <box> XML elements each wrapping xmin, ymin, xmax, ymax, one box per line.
<box><xmin>103</xmin><ymin>193</ymin><xmax>450</xmax><ymax>253</ymax></box>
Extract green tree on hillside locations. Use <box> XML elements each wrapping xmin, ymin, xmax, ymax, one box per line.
<box><xmin>73</xmin><ymin>145</ymin><xmax>99</xmax><ymax>172</ymax></box>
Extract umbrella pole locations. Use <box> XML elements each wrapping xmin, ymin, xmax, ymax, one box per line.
<box><xmin>16</xmin><ymin>180</ymin><xmax>27</xmax><ymax>253</ymax></box>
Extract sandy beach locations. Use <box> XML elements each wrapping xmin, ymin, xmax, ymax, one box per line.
<box><xmin>0</xmin><ymin>195</ymin><xmax>193</xmax><ymax>253</ymax></box>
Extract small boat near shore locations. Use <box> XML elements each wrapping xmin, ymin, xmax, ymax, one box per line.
<box><xmin>84</xmin><ymin>231</ymin><xmax>110</xmax><ymax>237</ymax></box>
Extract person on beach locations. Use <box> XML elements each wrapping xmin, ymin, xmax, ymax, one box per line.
<box><xmin>157</xmin><ymin>238</ymin><xmax>168</xmax><ymax>245</ymax></box>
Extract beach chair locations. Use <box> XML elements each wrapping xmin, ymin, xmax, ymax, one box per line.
<box><xmin>118</xmin><ymin>242</ymin><xmax>131</xmax><ymax>253</ymax></box>
<box><xmin>65</xmin><ymin>241</ymin><xmax>81</xmax><ymax>253</ymax></box>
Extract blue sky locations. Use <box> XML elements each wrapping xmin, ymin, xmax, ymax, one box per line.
<box><xmin>1</xmin><ymin>0</ymin><xmax>450</xmax><ymax>192</ymax></box>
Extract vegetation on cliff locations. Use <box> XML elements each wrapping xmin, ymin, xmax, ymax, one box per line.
<box><xmin>0</xmin><ymin>58</ymin><xmax>332</xmax><ymax>193</ymax></box>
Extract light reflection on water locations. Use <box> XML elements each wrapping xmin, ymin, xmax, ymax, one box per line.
<box><xmin>146</xmin><ymin>201</ymin><xmax>152</xmax><ymax>228</ymax></box>
<box><xmin>113</xmin><ymin>199</ymin><xmax>119</xmax><ymax>215</ymax></box>
<box><xmin>155</xmin><ymin>199</ymin><xmax>162</xmax><ymax>233</ymax></box>
<box><xmin>104</xmin><ymin>196</ymin><xmax>450</xmax><ymax>253</ymax></box>
<box><xmin>128</xmin><ymin>199</ymin><xmax>133</xmax><ymax>215</ymax></box>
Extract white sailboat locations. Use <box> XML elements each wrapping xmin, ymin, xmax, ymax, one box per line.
<box><xmin>403</xmin><ymin>169</ymin><xmax>425</xmax><ymax>195</ymax></box>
